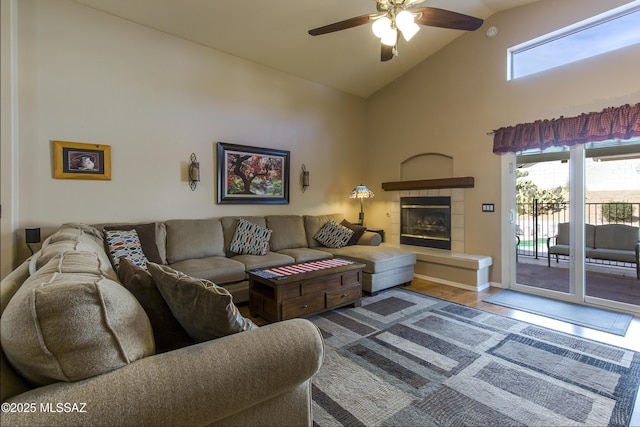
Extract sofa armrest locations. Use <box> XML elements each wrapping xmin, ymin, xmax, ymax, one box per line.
<box><xmin>2</xmin><ymin>319</ymin><xmax>324</xmax><ymax>426</ymax></box>
<box><xmin>357</xmin><ymin>231</ymin><xmax>382</xmax><ymax>246</ymax></box>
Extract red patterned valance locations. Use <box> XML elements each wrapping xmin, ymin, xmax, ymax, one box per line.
<box><xmin>492</xmin><ymin>103</ymin><xmax>640</xmax><ymax>154</ymax></box>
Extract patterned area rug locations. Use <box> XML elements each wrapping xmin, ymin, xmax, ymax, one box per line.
<box><xmin>309</xmin><ymin>289</ymin><xmax>640</xmax><ymax>427</ymax></box>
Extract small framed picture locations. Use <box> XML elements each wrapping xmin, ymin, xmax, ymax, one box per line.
<box><xmin>217</xmin><ymin>142</ymin><xmax>290</xmax><ymax>204</ymax></box>
<box><xmin>53</xmin><ymin>141</ymin><xmax>111</xmax><ymax>180</ymax></box>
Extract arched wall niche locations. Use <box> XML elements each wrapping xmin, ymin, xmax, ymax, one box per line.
<box><xmin>401</xmin><ymin>153</ymin><xmax>453</xmax><ymax>181</ymax></box>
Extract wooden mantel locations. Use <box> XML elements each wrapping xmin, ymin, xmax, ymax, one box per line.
<box><xmin>381</xmin><ymin>177</ymin><xmax>474</xmax><ymax>191</ymax></box>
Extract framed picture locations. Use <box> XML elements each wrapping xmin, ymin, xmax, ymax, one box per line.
<box><xmin>53</xmin><ymin>141</ymin><xmax>111</xmax><ymax>180</ymax></box>
<box><xmin>217</xmin><ymin>142</ymin><xmax>290</xmax><ymax>204</ymax></box>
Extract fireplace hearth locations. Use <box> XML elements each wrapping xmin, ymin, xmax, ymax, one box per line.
<box><xmin>401</xmin><ymin>196</ymin><xmax>451</xmax><ymax>250</ymax></box>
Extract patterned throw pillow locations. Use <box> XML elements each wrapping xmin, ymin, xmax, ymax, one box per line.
<box><xmin>314</xmin><ymin>219</ymin><xmax>354</xmax><ymax>248</ymax></box>
<box><xmin>147</xmin><ymin>263</ymin><xmax>256</xmax><ymax>342</ymax></box>
<box><xmin>229</xmin><ymin>218</ymin><xmax>272</xmax><ymax>256</ymax></box>
<box><xmin>105</xmin><ymin>229</ymin><xmax>149</xmax><ymax>271</ymax></box>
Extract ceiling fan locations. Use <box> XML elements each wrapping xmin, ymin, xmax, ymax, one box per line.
<box><xmin>308</xmin><ymin>0</ymin><xmax>484</xmax><ymax>62</ymax></box>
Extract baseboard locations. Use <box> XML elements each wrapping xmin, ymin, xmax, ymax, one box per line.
<box><xmin>413</xmin><ymin>273</ymin><xmax>490</xmax><ymax>291</ymax></box>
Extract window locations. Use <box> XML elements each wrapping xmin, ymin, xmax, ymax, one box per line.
<box><xmin>508</xmin><ymin>1</ymin><xmax>640</xmax><ymax>80</ymax></box>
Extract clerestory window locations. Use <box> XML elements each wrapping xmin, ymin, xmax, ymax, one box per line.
<box><xmin>508</xmin><ymin>0</ymin><xmax>640</xmax><ymax>80</ymax></box>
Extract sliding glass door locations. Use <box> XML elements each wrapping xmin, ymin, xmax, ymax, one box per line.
<box><xmin>505</xmin><ymin>139</ymin><xmax>640</xmax><ymax>314</ymax></box>
<box><xmin>583</xmin><ymin>143</ymin><xmax>640</xmax><ymax>312</ymax></box>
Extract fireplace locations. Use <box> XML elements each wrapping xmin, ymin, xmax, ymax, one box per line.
<box><xmin>400</xmin><ymin>196</ymin><xmax>451</xmax><ymax>250</ymax></box>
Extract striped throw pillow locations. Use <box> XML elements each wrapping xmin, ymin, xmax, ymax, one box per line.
<box><xmin>229</xmin><ymin>218</ymin><xmax>272</xmax><ymax>256</ymax></box>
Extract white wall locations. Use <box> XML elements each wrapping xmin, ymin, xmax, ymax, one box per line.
<box><xmin>365</xmin><ymin>0</ymin><xmax>640</xmax><ymax>284</ymax></box>
<box><xmin>1</xmin><ymin>0</ymin><xmax>367</xmax><ymax>276</ymax></box>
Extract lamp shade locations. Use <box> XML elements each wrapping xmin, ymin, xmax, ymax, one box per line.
<box><xmin>349</xmin><ymin>185</ymin><xmax>374</xmax><ymax>199</ymax></box>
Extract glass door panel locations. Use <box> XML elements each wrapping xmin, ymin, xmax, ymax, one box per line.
<box><xmin>584</xmin><ymin>146</ymin><xmax>640</xmax><ymax>311</ymax></box>
<box><xmin>514</xmin><ymin>156</ymin><xmax>572</xmax><ymax>295</ymax></box>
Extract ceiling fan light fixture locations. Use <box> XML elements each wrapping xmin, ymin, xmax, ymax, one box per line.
<box><xmin>372</xmin><ymin>16</ymin><xmax>392</xmax><ymax>38</ymax></box>
<box><xmin>399</xmin><ymin>21</ymin><xmax>419</xmax><ymax>41</ymax></box>
<box><xmin>381</xmin><ymin>27</ymin><xmax>398</xmax><ymax>46</ymax></box>
<box><xmin>395</xmin><ymin>10</ymin><xmax>414</xmax><ymax>29</ymax></box>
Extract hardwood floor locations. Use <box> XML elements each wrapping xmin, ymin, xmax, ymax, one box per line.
<box><xmin>404</xmin><ymin>278</ymin><xmax>640</xmax><ymax>352</ymax></box>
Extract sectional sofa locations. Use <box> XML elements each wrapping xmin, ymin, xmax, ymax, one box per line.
<box><xmin>99</xmin><ymin>213</ymin><xmax>416</xmax><ymax>302</ymax></box>
<box><xmin>0</xmin><ymin>214</ymin><xmax>415</xmax><ymax>425</ymax></box>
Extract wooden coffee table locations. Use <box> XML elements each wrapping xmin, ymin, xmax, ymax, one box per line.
<box><xmin>248</xmin><ymin>259</ymin><xmax>364</xmax><ymax>322</ymax></box>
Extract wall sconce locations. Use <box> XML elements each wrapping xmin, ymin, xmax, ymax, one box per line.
<box><xmin>189</xmin><ymin>153</ymin><xmax>200</xmax><ymax>191</ymax></box>
<box><xmin>25</xmin><ymin>227</ymin><xmax>41</xmax><ymax>255</ymax></box>
<box><xmin>301</xmin><ymin>164</ymin><xmax>310</xmax><ymax>192</ymax></box>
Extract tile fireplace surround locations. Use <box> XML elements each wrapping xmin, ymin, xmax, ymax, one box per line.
<box><xmin>386</xmin><ymin>187</ymin><xmax>493</xmax><ymax>291</ymax></box>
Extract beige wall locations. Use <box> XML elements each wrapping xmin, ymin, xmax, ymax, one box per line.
<box><xmin>365</xmin><ymin>0</ymin><xmax>640</xmax><ymax>284</ymax></box>
<box><xmin>3</xmin><ymin>0</ymin><xmax>639</xmax><ymax>283</ymax></box>
<box><xmin>0</xmin><ymin>0</ymin><xmax>367</xmax><ymax>276</ymax></box>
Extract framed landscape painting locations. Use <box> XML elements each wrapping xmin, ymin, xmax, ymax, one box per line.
<box><xmin>53</xmin><ymin>141</ymin><xmax>111</xmax><ymax>180</ymax></box>
<box><xmin>217</xmin><ymin>142</ymin><xmax>290</xmax><ymax>204</ymax></box>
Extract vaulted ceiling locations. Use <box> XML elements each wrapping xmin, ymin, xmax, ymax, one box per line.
<box><xmin>74</xmin><ymin>0</ymin><xmax>539</xmax><ymax>98</ymax></box>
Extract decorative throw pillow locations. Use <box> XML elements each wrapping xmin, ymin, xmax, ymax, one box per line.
<box><xmin>148</xmin><ymin>263</ymin><xmax>256</xmax><ymax>342</ymax></box>
<box><xmin>229</xmin><ymin>218</ymin><xmax>272</xmax><ymax>256</ymax></box>
<box><xmin>314</xmin><ymin>219</ymin><xmax>354</xmax><ymax>248</ymax></box>
<box><xmin>341</xmin><ymin>219</ymin><xmax>366</xmax><ymax>246</ymax></box>
<box><xmin>104</xmin><ymin>223</ymin><xmax>163</xmax><ymax>264</ymax></box>
<box><xmin>105</xmin><ymin>229</ymin><xmax>149</xmax><ymax>271</ymax></box>
<box><xmin>1</xmin><ymin>252</ymin><xmax>154</xmax><ymax>386</ymax></box>
<box><xmin>117</xmin><ymin>258</ymin><xmax>195</xmax><ymax>353</ymax></box>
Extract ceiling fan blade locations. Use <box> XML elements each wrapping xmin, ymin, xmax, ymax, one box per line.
<box><xmin>414</xmin><ymin>7</ymin><xmax>483</xmax><ymax>31</ymax></box>
<box><xmin>308</xmin><ymin>14</ymin><xmax>377</xmax><ymax>36</ymax></box>
<box><xmin>381</xmin><ymin>44</ymin><xmax>394</xmax><ymax>62</ymax></box>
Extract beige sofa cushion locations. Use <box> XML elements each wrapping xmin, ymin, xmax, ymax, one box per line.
<box><xmin>148</xmin><ymin>263</ymin><xmax>255</xmax><ymax>342</ymax></box>
<box><xmin>165</xmin><ymin>219</ymin><xmax>225</xmax><ymax>263</ymax></box>
<box><xmin>265</xmin><ymin>215</ymin><xmax>308</xmax><ymax>251</ymax></box>
<box><xmin>1</xmin><ymin>252</ymin><xmax>154</xmax><ymax>386</ymax></box>
<box><xmin>29</xmin><ymin>226</ymin><xmax>114</xmax><ymax>278</ymax></box>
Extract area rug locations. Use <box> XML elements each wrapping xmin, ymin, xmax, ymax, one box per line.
<box><xmin>484</xmin><ymin>289</ymin><xmax>633</xmax><ymax>336</ymax></box>
<box><xmin>309</xmin><ymin>289</ymin><xmax>640</xmax><ymax>427</ymax></box>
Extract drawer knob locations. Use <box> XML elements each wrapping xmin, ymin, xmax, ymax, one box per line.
<box><xmin>303</xmin><ymin>304</ymin><xmax>308</xmax><ymax>309</ymax></box>
<box><xmin>342</xmin><ymin>293</ymin><xmax>348</xmax><ymax>298</ymax></box>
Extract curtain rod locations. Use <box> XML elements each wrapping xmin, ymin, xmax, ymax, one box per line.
<box><xmin>486</xmin><ymin>131</ymin><xmax>495</xmax><ymax>135</ymax></box>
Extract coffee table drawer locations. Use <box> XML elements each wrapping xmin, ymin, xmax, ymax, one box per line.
<box><xmin>281</xmin><ymin>294</ymin><xmax>325</xmax><ymax>320</ymax></box>
<box><xmin>326</xmin><ymin>284</ymin><xmax>362</xmax><ymax>309</ymax></box>
<box><xmin>302</xmin><ymin>274</ymin><xmax>341</xmax><ymax>295</ymax></box>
